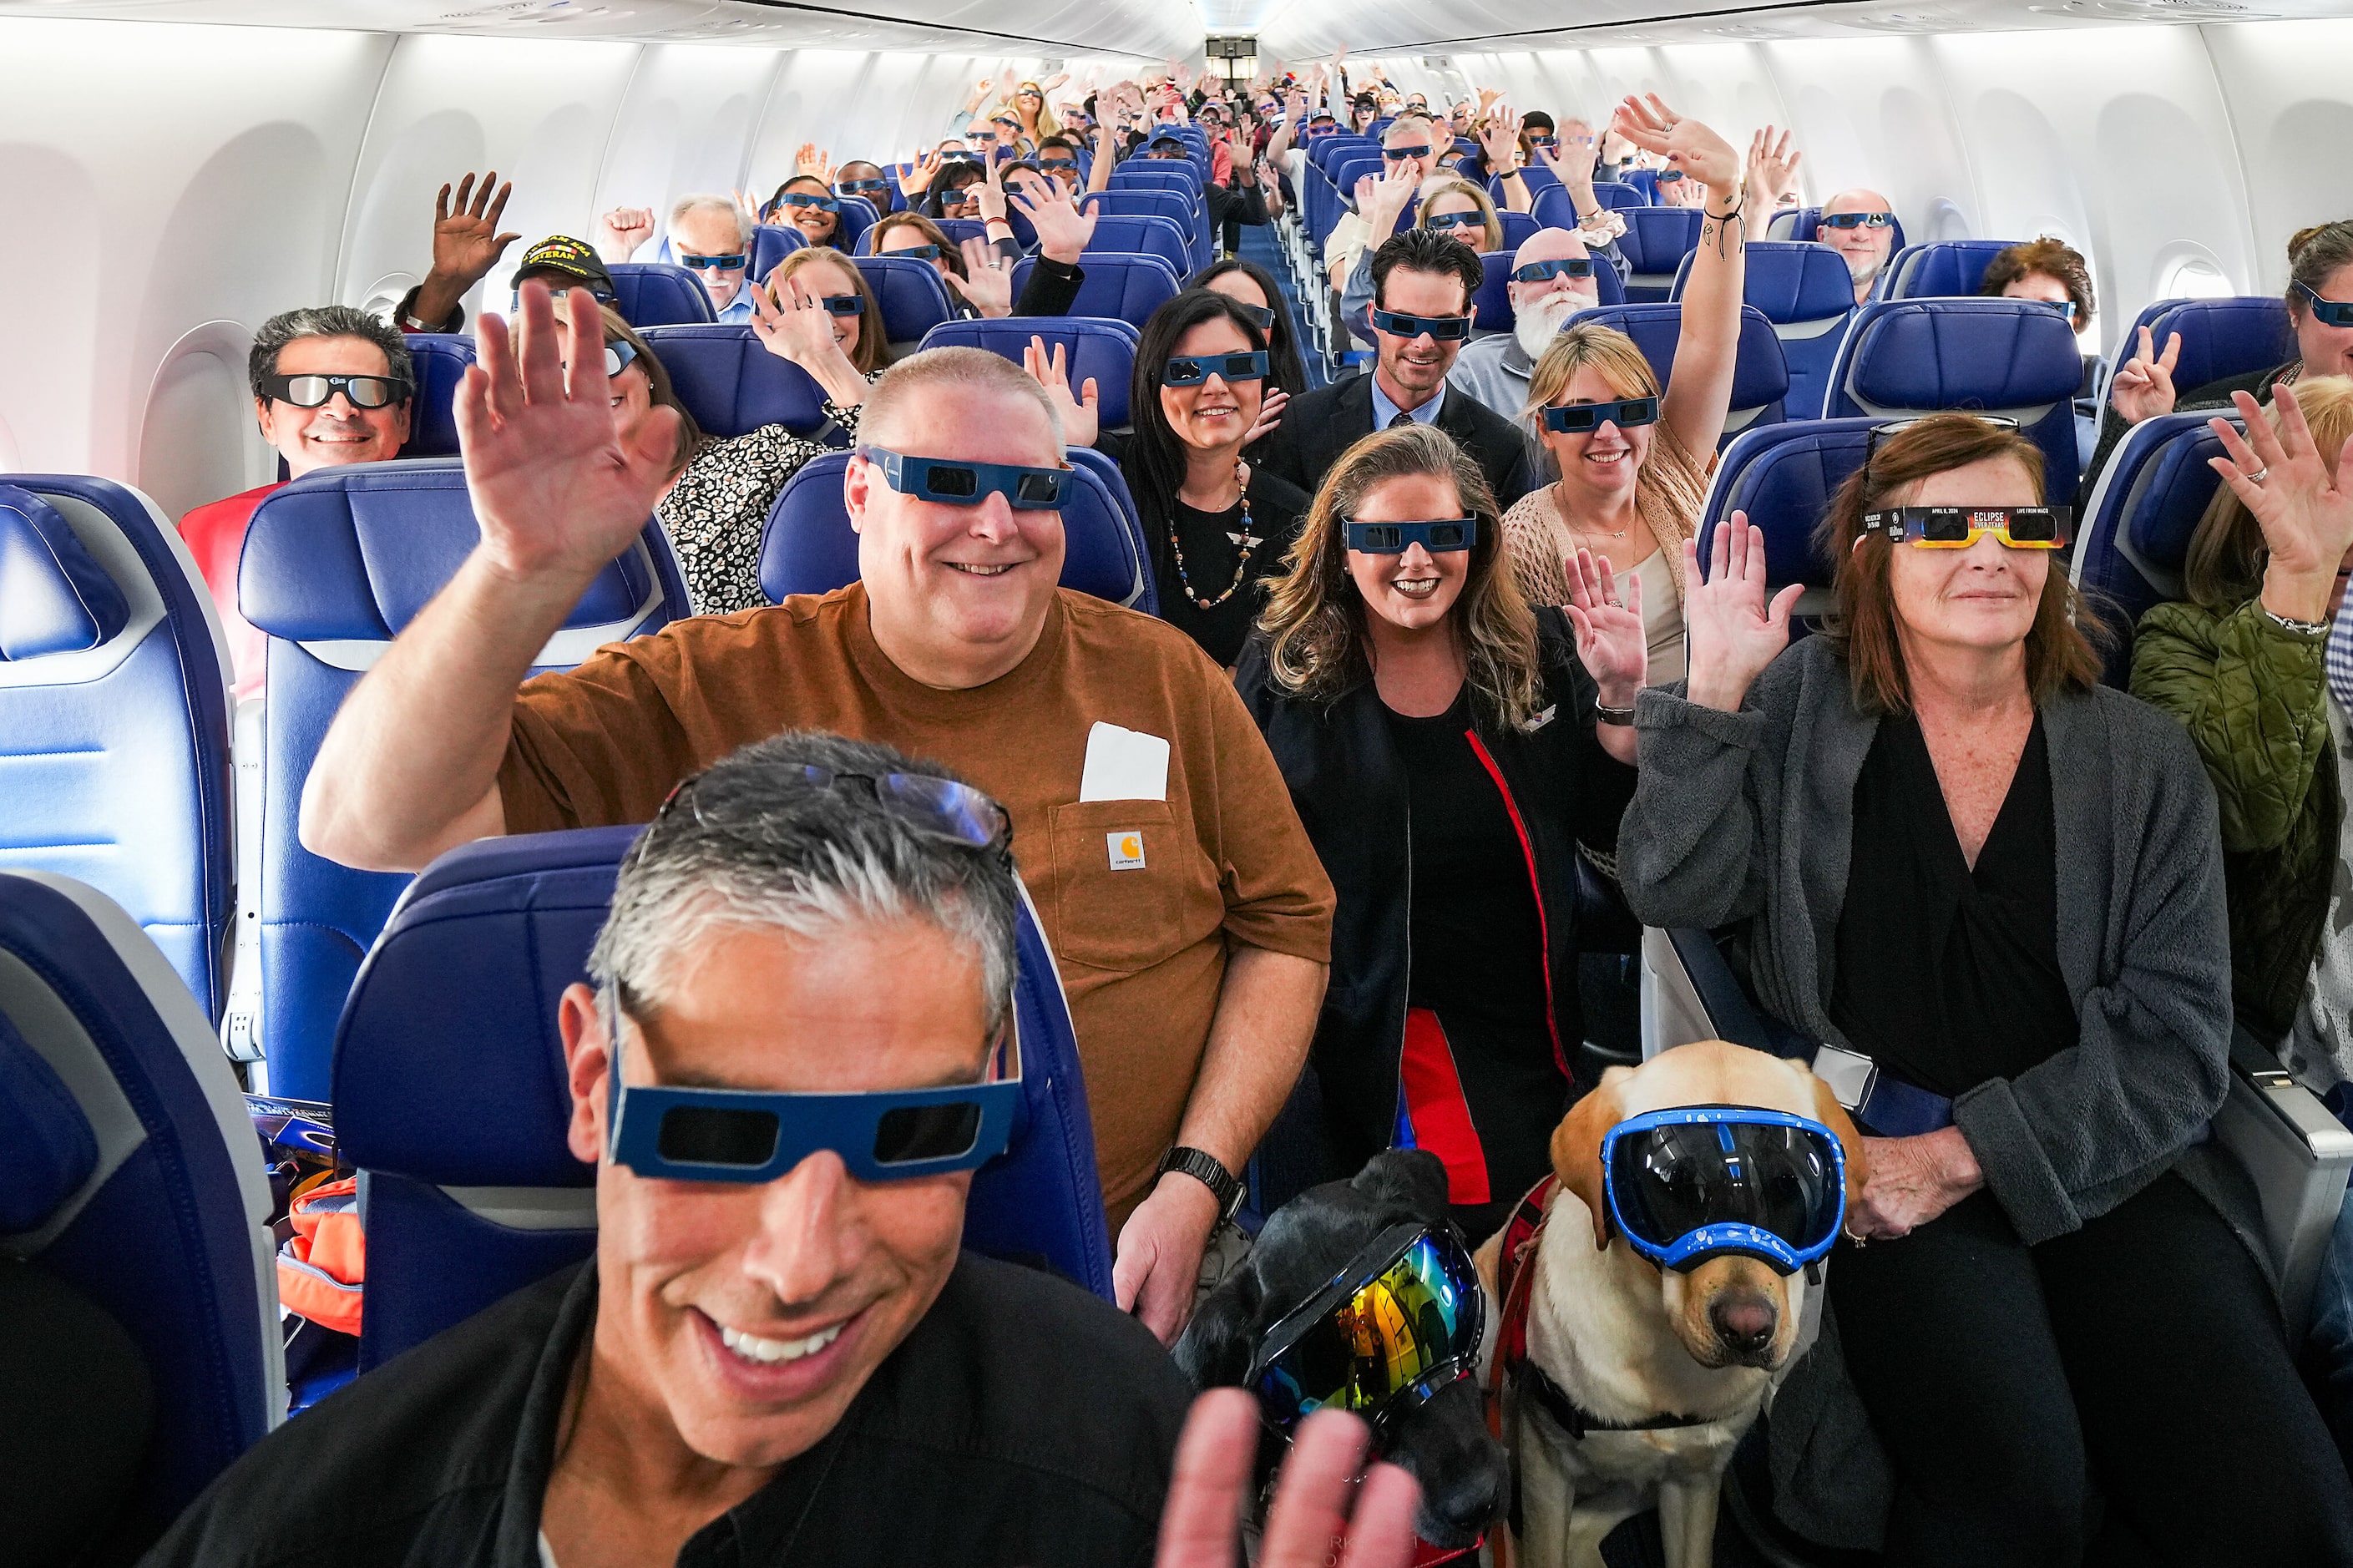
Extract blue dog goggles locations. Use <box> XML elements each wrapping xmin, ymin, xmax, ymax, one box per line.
<box><xmin>1248</xmin><ymin>1222</ymin><xmax>1485</xmax><ymax>1436</ymax></box>
<box><xmin>605</xmin><ymin>994</ymin><xmax>1021</xmax><ymax>1185</ymax></box>
<box><xmin>861</xmin><ymin>447</ymin><xmax>1069</xmax><ymax>510</ymax></box>
<box><xmin>1600</xmin><ymin>1107</ymin><xmax>1846</xmax><ymax>1276</ymax></box>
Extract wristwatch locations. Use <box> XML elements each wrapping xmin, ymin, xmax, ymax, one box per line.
<box><xmin>1156</xmin><ymin>1145</ymin><xmax>1245</xmax><ymax>1224</ymax></box>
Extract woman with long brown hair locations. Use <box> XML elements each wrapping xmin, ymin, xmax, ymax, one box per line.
<box><xmin>1617</xmin><ymin>409</ymin><xmax>2353</xmax><ymax>1561</ymax></box>
<box><xmin>1236</xmin><ymin>422</ymin><xmax>1645</xmax><ymax>1238</ymax></box>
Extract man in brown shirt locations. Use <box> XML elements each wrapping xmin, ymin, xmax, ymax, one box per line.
<box><xmin>301</xmin><ymin>288</ymin><xmax>1332</xmax><ymax>1343</ymax></box>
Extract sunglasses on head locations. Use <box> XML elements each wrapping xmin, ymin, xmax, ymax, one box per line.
<box><xmin>1542</xmin><ymin>397</ymin><xmax>1661</xmax><ymax>432</ymax></box>
<box><xmin>1345</xmin><ymin>518</ymin><xmax>1479</xmax><ymax>553</ymax></box>
<box><xmin>259</xmin><ymin>372</ymin><xmax>412</xmax><ymax>410</ymax></box>
<box><xmin>679</xmin><ymin>250</ymin><xmax>747</xmax><ymax>271</ymax></box>
<box><xmin>1247</xmin><ymin>1222</ymin><xmax>1484</xmax><ymax>1438</ymax></box>
<box><xmin>2297</xmin><ymin>280</ymin><xmax>2353</xmax><ymax>327</ymax></box>
<box><xmin>1513</xmin><ymin>257</ymin><xmax>1595</xmax><ymax>283</ymax></box>
<box><xmin>837</xmin><ymin>178</ymin><xmax>889</xmax><ymax>195</ymax></box>
<box><xmin>862</xmin><ymin>446</ymin><xmax>1069</xmax><ymax>509</ymax></box>
<box><xmin>1163</xmin><ymin>350</ymin><xmax>1268</xmax><ymax>386</ymax></box>
<box><xmin>1383</xmin><ymin>144</ymin><xmax>1434</xmax><ymax>161</ymax></box>
<box><xmin>1819</xmin><ymin>210</ymin><xmax>1893</xmax><ymax>229</ymax></box>
<box><xmin>779</xmin><ymin>190</ymin><xmax>841</xmax><ymax>215</ymax></box>
<box><xmin>1858</xmin><ymin>505</ymin><xmax>2070</xmax><ymax>550</ymax></box>
<box><xmin>1370</xmin><ymin>308</ymin><xmax>1472</xmax><ymax>341</ymax></box>
<box><xmin>883</xmin><ymin>242</ymin><xmax>941</xmax><ymax>261</ymax></box>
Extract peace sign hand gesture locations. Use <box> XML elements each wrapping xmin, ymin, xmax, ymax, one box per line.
<box><xmin>1683</xmin><ymin>515</ymin><xmax>1802</xmax><ymax>712</ymax></box>
<box><xmin>2209</xmin><ymin>384</ymin><xmax>2353</xmax><ymax>622</ymax></box>
<box><xmin>2110</xmin><ymin>325</ymin><xmax>2183</xmax><ymax>425</ymax></box>
<box><xmin>1611</xmin><ymin>94</ymin><xmax>1740</xmax><ymax>196</ymax></box>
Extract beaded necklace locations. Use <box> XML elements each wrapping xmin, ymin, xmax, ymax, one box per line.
<box><xmin>1167</xmin><ymin>467</ymin><xmax>1264</xmax><ymax>610</ymax></box>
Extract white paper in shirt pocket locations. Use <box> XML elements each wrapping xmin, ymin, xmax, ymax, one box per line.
<box><xmin>1078</xmin><ymin>721</ymin><xmax>1171</xmax><ymax>802</ymax></box>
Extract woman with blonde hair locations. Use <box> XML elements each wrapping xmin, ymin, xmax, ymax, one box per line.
<box><xmin>1009</xmin><ymin>78</ymin><xmax>1064</xmax><ymax>144</ymax></box>
<box><xmin>1236</xmin><ymin>422</ymin><xmax>1645</xmax><ymax>1237</ymax></box>
<box><xmin>1498</xmin><ymin>114</ymin><xmax>1746</xmax><ymax>688</ymax></box>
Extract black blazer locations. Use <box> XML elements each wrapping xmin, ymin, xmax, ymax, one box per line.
<box><xmin>1232</xmin><ymin>609</ymin><xmax>1637</xmax><ymax>1171</ymax></box>
<box><xmin>1254</xmin><ymin>372</ymin><xmax>1540</xmax><ymax>513</ymax></box>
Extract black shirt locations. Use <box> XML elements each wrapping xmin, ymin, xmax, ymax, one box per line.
<box><xmin>1144</xmin><ymin>473</ymin><xmax>1307</xmax><ymax>668</ymax></box>
<box><xmin>1829</xmin><ymin>713</ymin><xmax>2077</xmax><ymax>1104</ymax></box>
<box><xmin>142</xmin><ymin>1255</ymin><xmax>1192</xmax><ymax>1568</ymax></box>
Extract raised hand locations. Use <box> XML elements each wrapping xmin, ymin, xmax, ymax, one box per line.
<box><xmin>1564</xmin><ymin>547</ymin><xmax>1647</xmax><ymax>704</ymax></box>
<box><xmin>1153</xmin><ymin>1393</ymin><xmax>1419</xmax><ymax>1568</ymax></box>
<box><xmin>1611</xmin><ymin>94</ymin><xmax>1740</xmax><ymax>196</ymax></box>
<box><xmin>749</xmin><ymin>277</ymin><xmax>842</xmax><ymax>367</ymax></box>
<box><xmin>2110</xmin><ymin>326</ymin><xmax>2183</xmax><ymax>425</ymax></box>
<box><xmin>415</xmin><ymin>171</ymin><xmax>523</xmax><ymax>325</ymax></box>
<box><xmin>1683</xmin><ymin>515</ymin><xmax>1801</xmax><ymax>712</ymax></box>
<box><xmin>1242</xmin><ymin>387</ymin><xmax>1289</xmax><ymax>451</ymax></box>
<box><xmin>945</xmin><ymin>238</ymin><xmax>1015</xmax><ymax>318</ymax></box>
<box><xmin>1359</xmin><ymin>164</ymin><xmax>1418</xmax><ymax>234</ymax></box>
<box><xmin>592</xmin><ymin>205</ymin><xmax>654</xmax><ymax>264</ymax></box>
<box><xmin>1024</xmin><ymin>336</ymin><xmax>1100</xmax><ymax>449</ymax></box>
<box><xmin>900</xmin><ymin>150</ymin><xmax>944</xmax><ymax>196</ymax></box>
<box><xmin>973</xmin><ymin>154</ymin><xmax>1010</xmax><ymax>225</ymax></box>
<box><xmin>2208</xmin><ymin>384</ymin><xmax>2353</xmax><ymax>622</ymax></box>
<box><xmin>1010</xmin><ymin>181</ymin><xmax>1097</xmax><ymax>266</ymax></box>
<box><xmin>456</xmin><ymin>284</ymin><xmax>680</xmax><ymax>585</ymax></box>
<box><xmin>794</xmin><ymin>142</ymin><xmax>834</xmax><ymax>185</ymax></box>
<box><xmin>1746</xmin><ymin>125</ymin><xmax>1803</xmax><ymax>205</ymax></box>
<box><xmin>1479</xmin><ymin>110</ymin><xmax>1524</xmax><ymax>172</ymax></box>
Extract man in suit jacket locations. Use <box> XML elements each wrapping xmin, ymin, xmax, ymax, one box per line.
<box><xmin>1257</xmin><ymin>229</ymin><xmax>1540</xmax><ymax>509</ymax></box>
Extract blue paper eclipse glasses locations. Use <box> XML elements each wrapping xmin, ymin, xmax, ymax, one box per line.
<box><xmin>883</xmin><ymin>243</ymin><xmax>941</xmax><ymax>261</ymax></box>
<box><xmin>1247</xmin><ymin>1222</ymin><xmax>1485</xmax><ymax>1435</ymax></box>
<box><xmin>1819</xmin><ymin>210</ymin><xmax>1893</xmax><ymax>230</ymax></box>
<box><xmin>679</xmin><ymin>250</ymin><xmax>748</xmax><ymax>271</ymax></box>
<box><xmin>862</xmin><ymin>446</ymin><xmax>1069</xmax><ymax>509</ymax></box>
<box><xmin>1346</xmin><ymin>518</ymin><xmax>1479</xmax><ymax>554</ymax></box>
<box><xmin>777</xmin><ymin>190</ymin><xmax>842</xmax><ymax>215</ymax></box>
<box><xmin>1542</xmin><ymin>397</ymin><xmax>1660</xmax><ymax>433</ymax></box>
<box><xmin>1163</xmin><ymin>350</ymin><xmax>1268</xmax><ymax>386</ymax></box>
<box><xmin>837</xmin><ymin>178</ymin><xmax>890</xmax><ymax>196</ymax></box>
<box><xmin>1370</xmin><ymin>308</ymin><xmax>1473</xmax><ymax>341</ymax></box>
<box><xmin>1600</xmin><ymin>1107</ymin><xmax>1848</xmax><ymax>1275</ymax></box>
<box><xmin>2297</xmin><ymin>281</ymin><xmax>2353</xmax><ymax>327</ymax></box>
<box><xmin>1513</xmin><ymin>258</ymin><xmax>1595</xmax><ymax>284</ymax></box>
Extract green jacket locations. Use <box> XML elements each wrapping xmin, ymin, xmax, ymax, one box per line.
<box><xmin>2131</xmin><ymin>595</ymin><xmax>2339</xmax><ymax>1039</ymax></box>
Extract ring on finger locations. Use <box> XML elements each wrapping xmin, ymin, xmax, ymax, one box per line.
<box><xmin>2246</xmin><ymin>466</ymin><xmax>2270</xmax><ymax>484</ymax></box>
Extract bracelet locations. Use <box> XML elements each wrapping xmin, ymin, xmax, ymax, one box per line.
<box><xmin>1595</xmin><ymin>701</ymin><xmax>1637</xmax><ymax>726</ymax></box>
<box><xmin>2264</xmin><ymin>607</ymin><xmax>2330</xmax><ymax>636</ymax></box>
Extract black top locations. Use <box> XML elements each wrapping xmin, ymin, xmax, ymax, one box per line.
<box><xmin>1156</xmin><ymin>493</ymin><xmax>1299</xmax><ymax>667</ymax></box>
<box><xmin>142</xmin><ymin>1255</ymin><xmax>1192</xmax><ymax>1568</ymax></box>
<box><xmin>1829</xmin><ymin>713</ymin><xmax>2077</xmax><ymax>1103</ymax></box>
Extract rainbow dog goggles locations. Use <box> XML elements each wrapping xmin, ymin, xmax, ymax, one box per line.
<box><xmin>1600</xmin><ymin>1106</ymin><xmax>1847</xmax><ymax>1275</ymax></box>
<box><xmin>1248</xmin><ymin>1222</ymin><xmax>1485</xmax><ymax>1435</ymax></box>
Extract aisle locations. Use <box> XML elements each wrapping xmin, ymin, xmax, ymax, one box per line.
<box><xmin>1236</xmin><ymin>219</ymin><xmax>1329</xmax><ymax>391</ymax></box>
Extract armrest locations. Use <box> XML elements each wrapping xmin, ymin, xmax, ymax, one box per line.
<box><xmin>2212</xmin><ymin>1024</ymin><xmax>2353</xmax><ymax>1341</ymax></box>
<box><xmin>1573</xmin><ymin>852</ymin><xmax>1640</xmax><ymax>956</ymax></box>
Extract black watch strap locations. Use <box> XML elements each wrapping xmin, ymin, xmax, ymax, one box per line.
<box><xmin>1157</xmin><ymin>1145</ymin><xmax>1245</xmax><ymax>1223</ymax></box>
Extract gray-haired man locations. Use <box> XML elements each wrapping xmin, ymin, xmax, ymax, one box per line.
<box><xmin>147</xmin><ymin>731</ymin><xmax>1197</xmax><ymax>1568</ymax></box>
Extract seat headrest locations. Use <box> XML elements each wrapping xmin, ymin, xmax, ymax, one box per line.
<box><xmin>397</xmin><ymin>334</ymin><xmax>476</xmax><ymax>458</ymax></box>
<box><xmin>750</xmin><ymin>224</ymin><xmax>805</xmax><ymax>281</ymax></box>
<box><xmin>918</xmin><ymin>317</ymin><xmax>1138</xmax><ymax>428</ymax></box>
<box><xmin>1714</xmin><ymin>421</ymin><xmax>1876</xmax><ymax>589</ymax></box>
<box><xmin>238</xmin><ymin>463</ymin><xmax>656</xmax><ymax>642</ymax></box>
<box><xmin>1844</xmin><ymin>301</ymin><xmax>2082</xmax><ymax>409</ymax></box>
<box><xmin>641</xmin><ymin>326</ymin><xmax>831</xmax><ymax>438</ymax></box>
<box><xmin>1617</xmin><ymin>207</ymin><xmax>1703</xmax><ymax>272</ymax></box>
<box><xmin>2123</xmin><ymin>424</ymin><xmax>2229</xmax><ymax>579</ymax></box>
<box><xmin>1571</xmin><ymin>304</ymin><xmax>1790</xmax><ymax>412</ymax></box>
<box><xmin>1892</xmin><ymin>240</ymin><xmax>2015</xmax><ymax>299</ymax></box>
<box><xmin>1740</xmin><ymin>241</ymin><xmax>1859</xmax><ymax>323</ymax></box>
<box><xmin>2147</xmin><ymin>296</ymin><xmax>2297</xmax><ymax>396</ymax></box>
<box><xmin>608</xmin><ymin>263</ymin><xmax>717</xmax><ymax>328</ymax></box>
<box><xmin>0</xmin><ymin>1009</ymin><xmax>98</xmax><ymax>1232</ymax></box>
<box><xmin>851</xmin><ymin>256</ymin><xmax>957</xmax><ymax>348</ymax></box>
<box><xmin>0</xmin><ymin>483</ymin><xmax>129</xmax><ymax>661</ymax></box>
<box><xmin>336</xmin><ymin>826</ymin><xmax>636</xmax><ymax>1185</ymax></box>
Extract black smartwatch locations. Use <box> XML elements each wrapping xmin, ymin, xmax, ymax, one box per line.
<box><xmin>1156</xmin><ymin>1145</ymin><xmax>1245</xmax><ymax>1224</ymax></box>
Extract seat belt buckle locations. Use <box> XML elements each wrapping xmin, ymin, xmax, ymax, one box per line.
<box><xmin>1811</xmin><ymin>1044</ymin><xmax>1878</xmax><ymax>1113</ymax></box>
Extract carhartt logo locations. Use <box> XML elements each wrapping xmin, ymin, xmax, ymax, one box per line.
<box><xmin>1107</xmin><ymin>832</ymin><xmax>1146</xmax><ymax>870</ymax></box>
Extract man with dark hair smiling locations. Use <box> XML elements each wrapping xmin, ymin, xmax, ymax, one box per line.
<box><xmin>143</xmin><ymin>731</ymin><xmax>1197</xmax><ymax>1566</ymax></box>
<box><xmin>1257</xmin><ymin>229</ymin><xmax>1536</xmax><ymax>505</ymax></box>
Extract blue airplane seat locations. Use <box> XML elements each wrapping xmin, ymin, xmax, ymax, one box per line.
<box><xmin>1085</xmin><ymin>189</ymin><xmax>1207</xmax><ymax>271</ymax></box>
<box><xmin>640</xmin><ymin>325</ymin><xmax>833</xmax><ymax>439</ymax></box>
<box><xmin>748</xmin><ymin>223</ymin><xmax>805</xmax><ymax>281</ymax></box>
<box><xmin>1489</xmin><ymin>165</ymin><xmax>1562</xmax><ymax>210</ymax></box>
<box><xmin>1590</xmin><ymin>182</ymin><xmax>1649</xmax><ymax>213</ymax></box>
<box><xmin>834</xmin><ymin>194</ymin><xmax>878</xmax><ymax>253</ymax></box>
<box><xmin>1766</xmin><ymin>206</ymin><xmax>1908</xmax><ymax>252</ymax></box>
<box><xmin>1495</xmin><ymin>210</ymin><xmax>1541</xmax><ymax>250</ymax></box>
<box><xmin>849</xmin><ymin>256</ymin><xmax>958</xmax><ymax>356</ymax></box>
<box><xmin>1827</xmin><ymin>297</ymin><xmax>2087</xmax><ymax>501</ymax></box>
<box><xmin>0</xmin><ymin>870</ymin><xmax>281</xmax><ymax>1522</ymax></box>
<box><xmin>394</xmin><ymin>334</ymin><xmax>474</xmax><ymax>458</ymax></box>
<box><xmin>2068</xmin><ymin>410</ymin><xmax>2233</xmax><ymax>685</ymax></box>
<box><xmin>758</xmin><ymin>448</ymin><xmax>1156</xmax><ymax>616</ymax></box>
<box><xmin>1308</xmin><ymin>136</ymin><xmax>1374</xmax><ymax>173</ymax></box>
<box><xmin>919</xmin><ymin>316</ymin><xmax>1141</xmax><ymax>430</ymax></box>
<box><xmin>2108</xmin><ymin>296</ymin><xmax>2297</xmax><ymax>409</ymax></box>
<box><xmin>0</xmin><ymin>477</ymin><xmax>234</xmax><ymax>1021</ymax></box>
<box><xmin>1012</xmin><ymin>253</ymin><xmax>1180</xmax><ymax>331</ymax></box>
<box><xmin>605</xmin><ymin>263</ymin><xmax>718</xmax><ymax>328</ymax></box>
<box><xmin>1470</xmin><ymin>246</ymin><xmax>1625</xmax><ymax>337</ymax></box>
<box><xmin>1110</xmin><ymin>164</ymin><xmax>1202</xmax><ymax>198</ymax></box>
<box><xmin>1569</xmin><ymin>303</ymin><xmax>1792</xmax><ymax>447</ymax></box>
<box><xmin>1624</xmin><ymin>169</ymin><xmax>1661</xmax><ymax>205</ymax></box>
<box><xmin>337</xmin><ymin>827</ymin><xmax>1115</xmax><ymax>1368</ymax></box>
<box><xmin>1082</xmin><ymin>214</ymin><xmax>1193</xmax><ymax>278</ymax></box>
<box><xmin>1697</xmin><ymin>418</ymin><xmax>1880</xmax><ymax>621</ymax></box>
<box><xmin>1617</xmin><ymin>207</ymin><xmax>1705</xmax><ymax>302</ymax></box>
<box><xmin>1672</xmin><ymin>240</ymin><xmax>1857</xmax><ymax>420</ymax></box>
<box><xmin>1881</xmin><ymin>238</ymin><xmax>2016</xmax><ymax>301</ymax></box>
<box><xmin>237</xmin><ymin>461</ymin><xmax>690</xmax><ymax>1101</ymax></box>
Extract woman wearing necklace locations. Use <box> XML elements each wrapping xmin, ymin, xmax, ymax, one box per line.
<box><xmin>1028</xmin><ymin>289</ymin><xmax>1309</xmax><ymax>666</ymax></box>
<box><xmin>1236</xmin><ymin>422</ymin><xmax>1644</xmax><ymax>1238</ymax></box>
<box><xmin>1497</xmin><ymin>94</ymin><xmax>1750</xmax><ymax>686</ymax></box>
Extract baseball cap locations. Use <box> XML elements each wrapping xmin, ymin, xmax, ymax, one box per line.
<box><xmin>509</xmin><ymin>235</ymin><xmax>616</xmax><ymax>298</ymax></box>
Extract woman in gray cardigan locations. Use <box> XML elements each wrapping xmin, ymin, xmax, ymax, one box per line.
<box><xmin>1618</xmin><ymin>412</ymin><xmax>2353</xmax><ymax>1563</ymax></box>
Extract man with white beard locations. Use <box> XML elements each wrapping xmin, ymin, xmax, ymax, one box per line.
<box><xmin>1445</xmin><ymin>226</ymin><xmax>1603</xmax><ymax>442</ymax></box>
<box><xmin>1818</xmin><ymin>186</ymin><xmax>1899</xmax><ymax>305</ymax></box>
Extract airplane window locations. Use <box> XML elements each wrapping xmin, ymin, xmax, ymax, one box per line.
<box><xmin>2159</xmin><ymin>254</ymin><xmax>2234</xmax><ymax>299</ymax></box>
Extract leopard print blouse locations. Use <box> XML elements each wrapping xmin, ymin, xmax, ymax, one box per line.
<box><xmin>655</xmin><ymin>374</ymin><xmax>880</xmax><ymax>615</ymax></box>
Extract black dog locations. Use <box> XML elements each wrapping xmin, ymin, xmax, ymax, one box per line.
<box><xmin>1175</xmin><ymin>1150</ymin><xmax>1510</xmax><ymax>1550</ymax></box>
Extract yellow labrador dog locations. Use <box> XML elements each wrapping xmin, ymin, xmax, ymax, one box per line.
<box><xmin>1474</xmin><ymin>1041</ymin><xmax>1868</xmax><ymax>1568</ymax></box>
